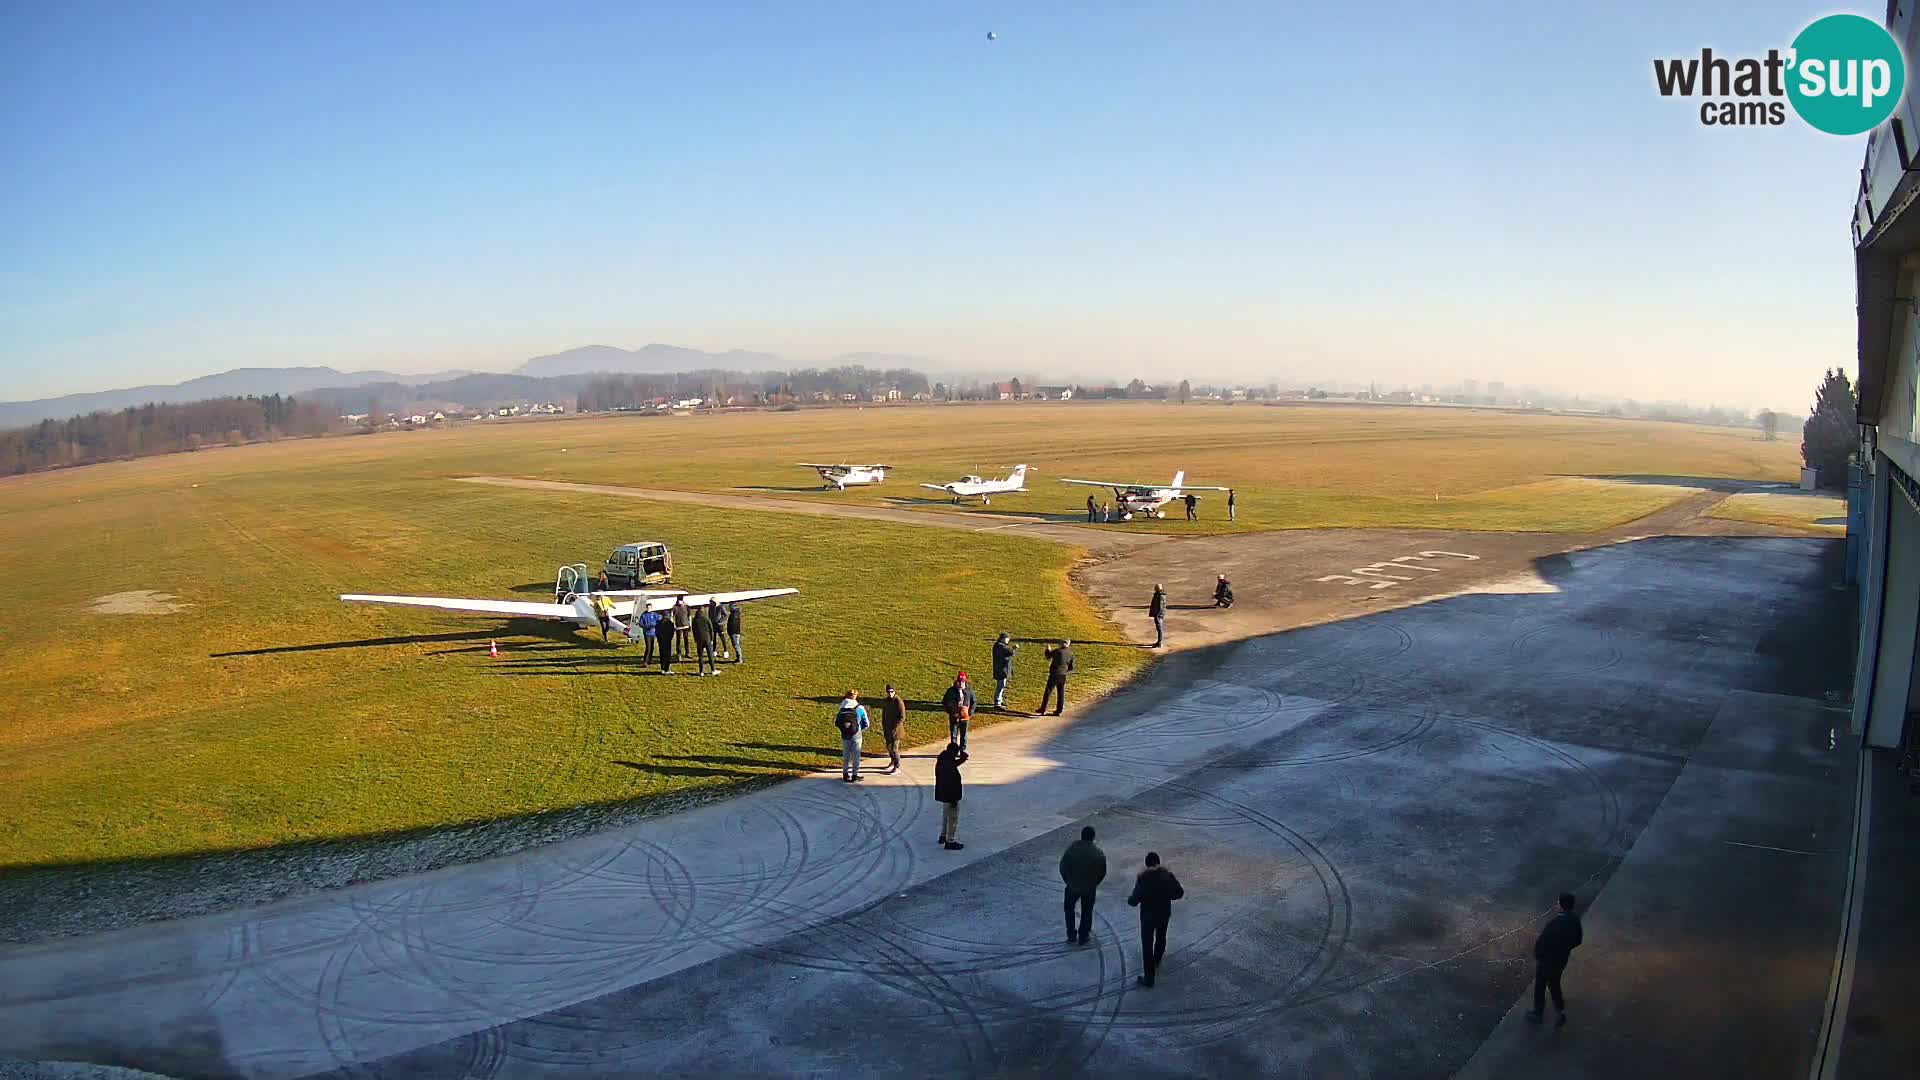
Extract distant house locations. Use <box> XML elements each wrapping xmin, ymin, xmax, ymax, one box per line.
<box><xmin>995</xmin><ymin>382</ymin><xmax>1015</xmax><ymax>400</ymax></box>
<box><xmin>911</xmin><ymin>391</ymin><xmax>933</xmax><ymax>401</ymax></box>
<box><xmin>813</xmin><ymin>391</ymin><xmax>831</xmax><ymax>402</ymax></box>
<box><xmin>840</xmin><ymin>393</ymin><xmax>859</xmax><ymax>402</ymax></box>
<box><xmin>1035</xmin><ymin>386</ymin><xmax>1072</xmax><ymax>400</ymax></box>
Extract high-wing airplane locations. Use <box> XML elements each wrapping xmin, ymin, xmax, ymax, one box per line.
<box><xmin>1057</xmin><ymin>470</ymin><xmax>1229</xmax><ymax>519</ymax></box>
<box><xmin>340</xmin><ymin>587</ymin><xmax>799</xmax><ymax>642</ymax></box>
<box><xmin>798</xmin><ymin>463</ymin><xmax>888</xmax><ymax>490</ymax></box>
<box><xmin>919</xmin><ymin>464</ymin><xmax>1030</xmax><ymax>504</ymax></box>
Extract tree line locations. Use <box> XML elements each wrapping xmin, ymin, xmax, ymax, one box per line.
<box><xmin>0</xmin><ymin>394</ymin><xmax>341</xmax><ymax>476</ymax></box>
<box><xmin>576</xmin><ymin>365</ymin><xmax>933</xmax><ymax>411</ymax></box>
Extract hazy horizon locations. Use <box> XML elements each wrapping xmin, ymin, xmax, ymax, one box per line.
<box><xmin>1</xmin><ymin>2</ymin><xmax>1867</xmax><ymax>415</ymax></box>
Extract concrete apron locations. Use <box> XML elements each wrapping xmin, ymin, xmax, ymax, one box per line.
<box><xmin>1457</xmin><ymin>691</ymin><xmax>1857</xmax><ymax>1080</ymax></box>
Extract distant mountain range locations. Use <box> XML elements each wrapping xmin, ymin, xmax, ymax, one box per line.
<box><xmin>0</xmin><ymin>346</ymin><xmax>931</xmax><ymax>428</ymax></box>
<box><xmin>0</xmin><ymin>366</ymin><xmax>474</xmax><ymax>429</ymax></box>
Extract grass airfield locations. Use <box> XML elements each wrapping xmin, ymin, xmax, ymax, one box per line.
<box><xmin>0</xmin><ymin>402</ymin><xmax>1806</xmax><ymax>888</ymax></box>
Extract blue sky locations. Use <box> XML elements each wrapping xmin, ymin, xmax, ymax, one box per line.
<box><xmin>0</xmin><ymin>1</ymin><xmax>1876</xmax><ymax>410</ymax></box>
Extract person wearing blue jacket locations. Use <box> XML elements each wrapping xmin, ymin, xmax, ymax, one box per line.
<box><xmin>636</xmin><ymin>607</ymin><xmax>661</xmax><ymax>664</ymax></box>
<box><xmin>834</xmin><ymin>691</ymin><xmax>871</xmax><ymax>782</ymax></box>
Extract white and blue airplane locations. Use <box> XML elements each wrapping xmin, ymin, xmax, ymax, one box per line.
<box><xmin>920</xmin><ymin>464</ymin><xmax>1030</xmax><ymax>504</ymax></box>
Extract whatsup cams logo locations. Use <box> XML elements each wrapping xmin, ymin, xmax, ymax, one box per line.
<box><xmin>1653</xmin><ymin>13</ymin><xmax>1905</xmax><ymax>134</ymax></box>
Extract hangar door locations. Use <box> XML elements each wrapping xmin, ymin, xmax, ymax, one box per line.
<box><xmin>1867</xmin><ymin>472</ymin><xmax>1919</xmax><ymax>748</ymax></box>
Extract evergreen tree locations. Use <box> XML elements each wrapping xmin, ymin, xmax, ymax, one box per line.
<box><xmin>1800</xmin><ymin>368</ymin><xmax>1857</xmax><ymax>488</ymax></box>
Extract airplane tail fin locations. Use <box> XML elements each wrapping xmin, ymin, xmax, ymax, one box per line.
<box><xmin>1171</xmin><ymin>470</ymin><xmax>1185</xmax><ymax>490</ymax></box>
<box><xmin>1011</xmin><ymin>464</ymin><xmax>1028</xmax><ymax>486</ymax></box>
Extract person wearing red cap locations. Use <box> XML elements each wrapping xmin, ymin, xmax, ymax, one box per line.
<box><xmin>942</xmin><ymin>671</ymin><xmax>977</xmax><ymax>750</ymax></box>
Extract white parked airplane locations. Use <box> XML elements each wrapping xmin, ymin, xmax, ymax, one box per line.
<box><xmin>340</xmin><ymin>586</ymin><xmax>798</xmax><ymax>641</ymax></box>
<box><xmin>798</xmin><ymin>462</ymin><xmax>888</xmax><ymax>490</ymax></box>
<box><xmin>1057</xmin><ymin>470</ymin><xmax>1229</xmax><ymax>519</ymax></box>
<box><xmin>920</xmin><ymin>464</ymin><xmax>1030</xmax><ymax>504</ymax></box>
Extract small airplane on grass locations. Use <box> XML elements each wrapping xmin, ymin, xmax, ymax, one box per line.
<box><xmin>920</xmin><ymin>464</ymin><xmax>1030</xmax><ymax>504</ymax></box>
<box><xmin>340</xmin><ymin>586</ymin><xmax>798</xmax><ymax>642</ymax></box>
<box><xmin>798</xmin><ymin>462</ymin><xmax>888</xmax><ymax>490</ymax></box>
<box><xmin>1058</xmin><ymin>470</ymin><xmax>1228</xmax><ymax>519</ymax></box>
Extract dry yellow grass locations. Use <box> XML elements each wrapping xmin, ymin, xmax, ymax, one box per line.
<box><xmin>1708</xmin><ymin>491</ymin><xmax>1848</xmax><ymax>533</ymax></box>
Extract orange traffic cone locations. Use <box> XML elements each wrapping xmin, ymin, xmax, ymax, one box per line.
<box><xmin>489</xmin><ymin>639</ymin><xmax>499</xmax><ymax>658</ymax></box>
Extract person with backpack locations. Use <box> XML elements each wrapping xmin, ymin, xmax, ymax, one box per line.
<box><xmin>943</xmin><ymin>672</ymin><xmax>977</xmax><ymax>750</ymax></box>
<box><xmin>1127</xmin><ymin>851</ymin><xmax>1186</xmax><ymax>987</ymax></box>
<box><xmin>1213</xmin><ymin>575</ymin><xmax>1234</xmax><ymax>608</ymax></box>
<box><xmin>1039</xmin><ymin>640</ymin><xmax>1074</xmax><ymax>716</ymax></box>
<box><xmin>881</xmin><ymin>685</ymin><xmax>907</xmax><ymax>773</ymax></box>
<box><xmin>934</xmin><ymin>741</ymin><xmax>968</xmax><ymax>848</ymax></box>
<box><xmin>1183</xmin><ymin>492</ymin><xmax>1198</xmax><ymax>521</ymax></box>
<box><xmin>1148</xmin><ymin>584</ymin><xmax>1167</xmax><ymax>648</ymax></box>
<box><xmin>1059</xmin><ymin>826</ymin><xmax>1109</xmax><ymax>945</ymax></box>
<box><xmin>726</xmin><ymin>601</ymin><xmax>744</xmax><ymax>663</ymax></box>
<box><xmin>1526</xmin><ymin>892</ymin><xmax>1585</xmax><ymax>1027</ymax></box>
<box><xmin>834</xmin><ymin>691</ymin><xmax>870</xmax><ymax>782</ymax></box>
<box><xmin>991</xmin><ymin>633</ymin><xmax>1018</xmax><ymax>708</ymax></box>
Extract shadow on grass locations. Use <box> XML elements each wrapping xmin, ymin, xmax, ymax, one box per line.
<box><xmin>210</xmin><ymin>619</ymin><xmax>582</xmax><ymax>658</ymax></box>
<box><xmin>790</xmin><ymin>695</ymin><xmax>953</xmax><ymax>715</ymax></box>
<box><xmin>1558</xmin><ymin>473</ymin><xmax>1796</xmax><ymax>493</ymax></box>
<box><xmin>1009</xmin><ymin>636</ymin><xmax>1135</xmax><ymax>647</ymax></box>
<box><xmin>612</xmin><ymin>759</ymin><xmax>776</xmax><ymax>781</ymax></box>
<box><xmin>732</xmin><ymin>484</ymin><xmax>835</xmax><ymax>494</ymax></box>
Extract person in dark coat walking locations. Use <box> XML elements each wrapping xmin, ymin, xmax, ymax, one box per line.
<box><xmin>690</xmin><ymin>605</ymin><xmax>719</xmax><ymax>675</ymax></box>
<box><xmin>1183</xmin><ymin>493</ymin><xmax>1198</xmax><ymax>521</ymax></box>
<box><xmin>1086</xmin><ymin>494</ymin><xmax>1098</xmax><ymax>522</ymax></box>
<box><xmin>943</xmin><ymin>672</ymin><xmax>977</xmax><ymax>750</ymax></box>
<box><xmin>726</xmin><ymin>601</ymin><xmax>744</xmax><ymax>663</ymax></box>
<box><xmin>1227</xmin><ymin>488</ymin><xmax>1236</xmax><ymax>523</ymax></box>
<box><xmin>881</xmin><ymin>685</ymin><xmax>907</xmax><ymax>773</ymax></box>
<box><xmin>1059</xmin><ymin>826</ymin><xmax>1109</xmax><ymax>945</ymax></box>
<box><xmin>1148</xmin><ymin>584</ymin><xmax>1167</xmax><ymax>648</ymax></box>
<box><xmin>655</xmin><ymin>609</ymin><xmax>676</xmax><ymax>674</ymax></box>
<box><xmin>1039</xmin><ymin>639</ymin><xmax>1073</xmax><ymax>715</ymax></box>
<box><xmin>991</xmin><ymin>632</ymin><xmax>1018</xmax><ymax>707</ymax></box>
<box><xmin>1126</xmin><ymin>851</ymin><xmax>1185</xmax><ymax>987</ymax></box>
<box><xmin>934</xmin><ymin>742</ymin><xmax>968</xmax><ymax>849</ymax></box>
<box><xmin>1526</xmin><ymin>892</ymin><xmax>1584</xmax><ymax>1027</ymax></box>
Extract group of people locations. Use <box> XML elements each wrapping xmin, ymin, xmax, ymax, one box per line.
<box><xmin>1083</xmin><ymin>488</ymin><xmax>1238</xmax><ymax>524</ymax></box>
<box><xmin>1144</xmin><ymin>577</ymin><xmax>1233</xmax><ymax>648</ymax></box>
<box><xmin>593</xmin><ymin>594</ymin><xmax>745</xmax><ymax>676</ymax></box>
<box><xmin>825</xmin><ymin>642</ymin><xmax>1591</xmax><ymax>1012</ymax></box>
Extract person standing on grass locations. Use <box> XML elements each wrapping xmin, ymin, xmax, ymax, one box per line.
<box><xmin>727</xmin><ymin>600</ymin><xmax>744</xmax><ymax>663</ymax></box>
<box><xmin>690</xmin><ymin>604</ymin><xmax>719</xmax><ymax>675</ymax></box>
<box><xmin>1184</xmin><ymin>493</ymin><xmax>1198</xmax><ymax>521</ymax></box>
<box><xmin>1086</xmin><ymin>494</ymin><xmax>1098</xmax><ymax>522</ymax></box>
<box><xmin>1040</xmin><ymin>639</ymin><xmax>1074</xmax><ymax>716</ymax></box>
<box><xmin>943</xmin><ymin>672</ymin><xmax>977</xmax><ymax>750</ymax></box>
<box><xmin>592</xmin><ymin>592</ymin><xmax>615</xmax><ymax>642</ymax></box>
<box><xmin>708</xmin><ymin>599</ymin><xmax>731</xmax><ymax>660</ymax></box>
<box><xmin>835</xmin><ymin>690</ymin><xmax>870</xmax><ymax>782</ymax></box>
<box><xmin>934</xmin><ymin>741</ymin><xmax>968</xmax><ymax>848</ymax></box>
<box><xmin>992</xmin><ymin>633</ymin><xmax>1018</xmax><ymax>708</ymax></box>
<box><xmin>670</xmin><ymin>597</ymin><xmax>693</xmax><ymax>656</ymax></box>
<box><xmin>1126</xmin><ymin>851</ymin><xmax>1185</xmax><ymax>988</ymax></box>
<box><xmin>1059</xmin><ymin>826</ymin><xmax>1109</xmax><ymax>946</ymax></box>
<box><xmin>1526</xmin><ymin>893</ymin><xmax>1584</xmax><ymax>1028</ymax></box>
<box><xmin>656</xmin><ymin>610</ymin><xmax>676</xmax><ymax>674</ymax></box>
<box><xmin>1100</xmin><ymin>501</ymin><xmax>1111</xmax><ymax>523</ymax></box>
<box><xmin>1148</xmin><ymin>584</ymin><xmax>1167</xmax><ymax>648</ymax></box>
<box><xmin>1227</xmin><ymin>488</ymin><xmax>1236</xmax><ymax>523</ymax></box>
<box><xmin>881</xmin><ymin>685</ymin><xmax>907</xmax><ymax>773</ymax></box>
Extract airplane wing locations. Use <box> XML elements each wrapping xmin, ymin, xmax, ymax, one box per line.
<box><xmin>795</xmin><ymin>462</ymin><xmax>849</xmax><ymax>469</ymax></box>
<box><xmin>920</xmin><ymin>483</ymin><xmax>957</xmax><ymax>491</ymax></box>
<box><xmin>1058</xmin><ymin>478</ymin><xmax>1145</xmax><ymax>489</ymax></box>
<box><xmin>597</xmin><ymin>587</ymin><xmax>689</xmax><ymax>598</ymax></box>
<box><xmin>340</xmin><ymin>595</ymin><xmax>581</xmax><ymax>620</ymax></box>
<box><xmin>634</xmin><ymin>587</ymin><xmax>798</xmax><ymax>612</ymax></box>
<box><xmin>1176</xmin><ymin>485</ymin><xmax>1231</xmax><ymax>491</ymax></box>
